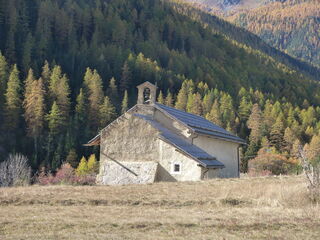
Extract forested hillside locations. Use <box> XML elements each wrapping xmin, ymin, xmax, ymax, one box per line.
<box><xmin>184</xmin><ymin>0</ymin><xmax>320</xmax><ymax>67</ymax></box>
<box><xmin>0</xmin><ymin>0</ymin><xmax>319</xmax><ymax>172</ymax></box>
<box><xmin>229</xmin><ymin>0</ymin><xmax>320</xmax><ymax>67</ymax></box>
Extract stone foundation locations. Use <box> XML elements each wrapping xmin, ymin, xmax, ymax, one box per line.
<box><xmin>98</xmin><ymin>161</ymin><xmax>158</xmax><ymax>185</ymax></box>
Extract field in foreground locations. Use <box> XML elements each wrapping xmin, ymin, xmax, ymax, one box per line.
<box><xmin>0</xmin><ymin>176</ymin><xmax>319</xmax><ymax>240</ymax></box>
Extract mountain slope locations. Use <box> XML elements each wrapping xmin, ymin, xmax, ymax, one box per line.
<box><xmin>0</xmin><ymin>0</ymin><xmax>318</xmax><ymax>103</ymax></box>
<box><xmin>183</xmin><ymin>0</ymin><xmax>320</xmax><ymax>67</ymax></box>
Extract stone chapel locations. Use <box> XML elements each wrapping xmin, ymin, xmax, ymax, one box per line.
<box><xmin>85</xmin><ymin>81</ymin><xmax>245</xmax><ymax>185</ymax></box>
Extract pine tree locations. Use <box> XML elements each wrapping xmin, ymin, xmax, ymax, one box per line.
<box><xmin>121</xmin><ymin>90</ymin><xmax>128</xmax><ymax>114</ymax></box>
<box><xmin>4</xmin><ymin>64</ymin><xmax>22</xmax><ymax>130</ymax></box>
<box><xmin>157</xmin><ymin>90</ymin><xmax>164</xmax><ymax>104</ymax></box>
<box><xmin>99</xmin><ymin>96</ymin><xmax>116</xmax><ymax>128</ymax></box>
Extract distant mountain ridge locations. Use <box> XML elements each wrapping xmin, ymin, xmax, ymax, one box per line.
<box><xmin>183</xmin><ymin>0</ymin><xmax>320</xmax><ymax>67</ymax></box>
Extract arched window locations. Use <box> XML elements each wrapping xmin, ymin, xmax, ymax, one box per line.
<box><xmin>143</xmin><ymin>87</ymin><xmax>151</xmax><ymax>104</ymax></box>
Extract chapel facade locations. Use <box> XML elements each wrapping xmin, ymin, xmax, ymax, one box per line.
<box><xmin>86</xmin><ymin>81</ymin><xmax>245</xmax><ymax>185</ymax></box>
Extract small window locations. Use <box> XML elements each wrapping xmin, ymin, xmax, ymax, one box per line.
<box><xmin>172</xmin><ymin>163</ymin><xmax>181</xmax><ymax>174</ymax></box>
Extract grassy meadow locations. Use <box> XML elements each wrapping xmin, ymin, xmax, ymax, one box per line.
<box><xmin>0</xmin><ymin>176</ymin><xmax>319</xmax><ymax>239</ymax></box>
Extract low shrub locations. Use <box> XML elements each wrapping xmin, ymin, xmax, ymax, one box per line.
<box><xmin>37</xmin><ymin>163</ymin><xmax>96</xmax><ymax>186</ymax></box>
<box><xmin>0</xmin><ymin>153</ymin><xmax>31</xmax><ymax>187</ymax></box>
<box><xmin>249</xmin><ymin>147</ymin><xmax>299</xmax><ymax>175</ymax></box>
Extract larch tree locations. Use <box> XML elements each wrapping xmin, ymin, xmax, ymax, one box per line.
<box><xmin>99</xmin><ymin>96</ymin><xmax>116</xmax><ymax>128</ymax></box>
<box><xmin>47</xmin><ymin>101</ymin><xmax>64</xmax><ymax>136</ymax></box>
<box><xmin>121</xmin><ymin>90</ymin><xmax>128</xmax><ymax>114</ymax></box>
<box><xmin>84</xmin><ymin>68</ymin><xmax>104</xmax><ymax>131</ymax></box>
<box><xmin>165</xmin><ymin>90</ymin><xmax>174</xmax><ymax>107</ymax></box>
<box><xmin>4</xmin><ymin>64</ymin><xmax>22</xmax><ymax>130</ymax></box>
<box><xmin>238</xmin><ymin>96</ymin><xmax>252</xmax><ymax>122</ymax></box>
<box><xmin>175</xmin><ymin>81</ymin><xmax>188</xmax><ymax>111</ymax></box>
<box><xmin>270</xmin><ymin>115</ymin><xmax>285</xmax><ymax>151</ymax></box>
<box><xmin>75</xmin><ymin>88</ymin><xmax>87</xmax><ymax>128</ymax></box>
<box><xmin>0</xmin><ymin>52</ymin><xmax>8</xmax><ymax>125</ymax></box>
<box><xmin>247</xmin><ymin>104</ymin><xmax>263</xmax><ymax>144</ymax></box>
<box><xmin>107</xmin><ymin>77</ymin><xmax>119</xmax><ymax>108</ymax></box>
<box><xmin>23</xmin><ymin>77</ymin><xmax>45</xmax><ymax>163</ymax></box>
<box><xmin>202</xmin><ymin>91</ymin><xmax>214</xmax><ymax>116</ymax></box>
<box><xmin>157</xmin><ymin>90</ymin><xmax>164</xmax><ymax>104</ymax></box>
<box><xmin>189</xmin><ymin>92</ymin><xmax>203</xmax><ymax>116</ymax></box>
<box><xmin>120</xmin><ymin>61</ymin><xmax>131</xmax><ymax>92</ymax></box>
<box><xmin>206</xmin><ymin>99</ymin><xmax>222</xmax><ymax>126</ymax></box>
<box><xmin>41</xmin><ymin>60</ymin><xmax>51</xmax><ymax>90</ymax></box>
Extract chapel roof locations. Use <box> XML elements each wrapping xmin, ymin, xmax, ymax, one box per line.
<box><xmin>134</xmin><ymin>114</ymin><xmax>224</xmax><ymax>168</ymax></box>
<box><xmin>154</xmin><ymin>103</ymin><xmax>245</xmax><ymax>144</ymax></box>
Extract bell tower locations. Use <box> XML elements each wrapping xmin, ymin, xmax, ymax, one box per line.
<box><xmin>137</xmin><ymin>81</ymin><xmax>157</xmax><ymax>105</ymax></box>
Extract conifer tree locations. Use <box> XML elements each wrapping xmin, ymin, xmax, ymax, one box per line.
<box><xmin>22</xmin><ymin>33</ymin><xmax>34</xmax><ymax>74</ymax></box>
<box><xmin>120</xmin><ymin>61</ymin><xmax>131</xmax><ymax>92</ymax></box>
<box><xmin>75</xmin><ymin>88</ymin><xmax>87</xmax><ymax>127</ymax></box>
<box><xmin>121</xmin><ymin>90</ymin><xmax>128</xmax><ymax>114</ymax></box>
<box><xmin>157</xmin><ymin>90</ymin><xmax>164</xmax><ymax>104</ymax></box>
<box><xmin>66</xmin><ymin>149</ymin><xmax>78</xmax><ymax>168</ymax></box>
<box><xmin>48</xmin><ymin>65</ymin><xmax>63</xmax><ymax>103</ymax></box>
<box><xmin>41</xmin><ymin>60</ymin><xmax>51</xmax><ymax>89</ymax></box>
<box><xmin>0</xmin><ymin>52</ymin><xmax>8</xmax><ymax>126</ymax></box>
<box><xmin>165</xmin><ymin>90</ymin><xmax>173</xmax><ymax>107</ymax></box>
<box><xmin>202</xmin><ymin>91</ymin><xmax>214</xmax><ymax>115</ymax></box>
<box><xmin>238</xmin><ymin>96</ymin><xmax>252</xmax><ymax>121</ymax></box>
<box><xmin>99</xmin><ymin>96</ymin><xmax>116</xmax><ymax>128</ymax></box>
<box><xmin>175</xmin><ymin>81</ymin><xmax>188</xmax><ymax>111</ymax></box>
<box><xmin>220</xmin><ymin>93</ymin><xmax>235</xmax><ymax>128</ymax></box>
<box><xmin>23</xmin><ymin>77</ymin><xmax>45</xmax><ymax>162</ymax></box>
<box><xmin>189</xmin><ymin>92</ymin><xmax>202</xmax><ymax>116</ymax></box>
<box><xmin>0</xmin><ymin>52</ymin><xmax>8</xmax><ymax>105</ymax></box>
<box><xmin>284</xmin><ymin>127</ymin><xmax>296</xmax><ymax>153</ymax></box>
<box><xmin>270</xmin><ymin>116</ymin><xmax>285</xmax><ymax>151</ymax></box>
<box><xmin>47</xmin><ymin>101</ymin><xmax>64</xmax><ymax>136</ymax></box>
<box><xmin>76</xmin><ymin>156</ymin><xmax>88</xmax><ymax>176</ymax></box>
<box><xmin>206</xmin><ymin>99</ymin><xmax>222</xmax><ymax>126</ymax></box>
<box><xmin>84</xmin><ymin>68</ymin><xmax>104</xmax><ymax>131</ymax></box>
<box><xmin>107</xmin><ymin>77</ymin><xmax>119</xmax><ymax>107</ymax></box>
<box><xmin>87</xmin><ymin>154</ymin><xmax>98</xmax><ymax>173</ymax></box>
<box><xmin>4</xmin><ymin>64</ymin><xmax>22</xmax><ymax>130</ymax></box>
<box><xmin>186</xmin><ymin>92</ymin><xmax>194</xmax><ymax>113</ymax></box>
<box><xmin>247</xmin><ymin>104</ymin><xmax>263</xmax><ymax>144</ymax></box>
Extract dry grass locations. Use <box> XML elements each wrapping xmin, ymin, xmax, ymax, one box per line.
<box><xmin>0</xmin><ymin>175</ymin><xmax>319</xmax><ymax>239</ymax></box>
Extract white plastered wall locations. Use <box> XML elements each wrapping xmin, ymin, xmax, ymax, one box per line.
<box><xmin>194</xmin><ymin>136</ymin><xmax>240</xmax><ymax>178</ymax></box>
<box><xmin>157</xmin><ymin>140</ymin><xmax>203</xmax><ymax>182</ymax></box>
